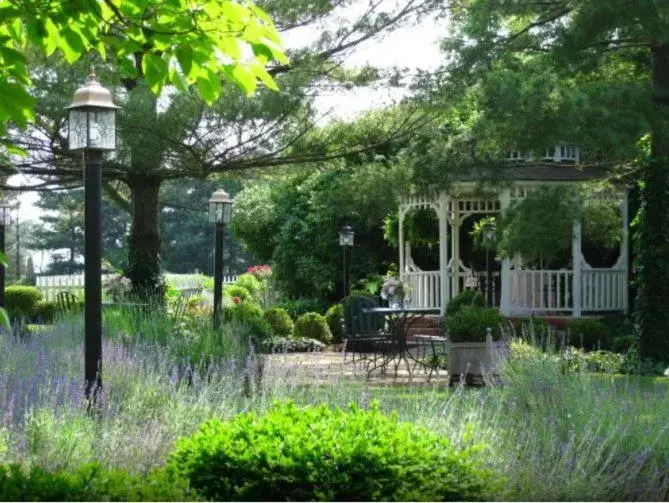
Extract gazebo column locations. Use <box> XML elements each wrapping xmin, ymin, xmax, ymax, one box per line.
<box><xmin>439</xmin><ymin>194</ymin><xmax>450</xmax><ymax>314</ymax></box>
<box><xmin>620</xmin><ymin>191</ymin><xmax>629</xmax><ymax>314</ymax></box>
<box><xmin>572</xmin><ymin>219</ymin><xmax>582</xmax><ymax>318</ymax></box>
<box><xmin>499</xmin><ymin>190</ymin><xmax>512</xmax><ymax>316</ymax></box>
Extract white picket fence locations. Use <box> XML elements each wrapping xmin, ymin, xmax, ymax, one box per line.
<box><xmin>35</xmin><ymin>273</ymin><xmax>237</xmax><ymax>300</ymax></box>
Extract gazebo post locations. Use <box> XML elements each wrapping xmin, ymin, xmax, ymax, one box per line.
<box><xmin>499</xmin><ymin>189</ymin><xmax>512</xmax><ymax>316</ymax></box>
<box><xmin>620</xmin><ymin>191</ymin><xmax>629</xmax><ymax>314</ymax></box>
<box><xmin>572</xmin><ymin>219</ymin><xmax>582</xmax><ymax>317</ymax></box>
<box><xmin>439</xmin><ymin>193</ymin><xmax>450</xmax><ymax>314</ymax></box>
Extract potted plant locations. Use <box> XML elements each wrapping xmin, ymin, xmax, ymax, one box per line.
<box><xmin>445</xmin><ymin>306</ymin><xmax>504</xmax><ymax>385</ymax></box>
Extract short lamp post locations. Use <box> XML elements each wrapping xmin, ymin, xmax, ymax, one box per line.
<box><xmin>209</xmin><ymin>189</ymin><xmax>233</xmax><ymax>329</ymax></box>
<box><xmin>482</xmin><ymin>221</ymin><xmax>496</xmax><ymax>307</ymax></box>
<box><xmin>0</xmin><ymin>202</ymin><xmax>12</xmax><ymax>309</ymax></box>
<box><xmin>67</xmin><ymin>68</ymin><xmax>119</xmax><ymax>403</ymax></box>
<box><xmin>339</xmin><ymin>223</ymin><xmax>354</xmax><ymax>299</ymax></box>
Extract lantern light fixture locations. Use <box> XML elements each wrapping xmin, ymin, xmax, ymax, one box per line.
<box><xmin>339</xmin><ymin>223</ymin><xmax>354</xmax><ymax>247</ymax></box>
<box><xmin>67</xmin><ymin>68</ymin><xmax>119</xmax><ymax>151</ymax></box>
<box><xmin>0</xmin><ymin>201</ymin><xmax>13</xmax><ymax>227</ymax></box>
<box><xmin>208</xmin><ymin>189</ymin><xmax>234</xmax><ymax>224</ymax></box>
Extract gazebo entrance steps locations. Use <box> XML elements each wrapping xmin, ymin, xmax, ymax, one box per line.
<box><xmin>405</xmin><ymin>314</ymin><xmax>443</xmax><ymax>340</ymax></box>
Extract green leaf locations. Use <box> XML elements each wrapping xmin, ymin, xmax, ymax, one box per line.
<box><xmin>0</xmin><ymin>82</ymin><xmax>35</xmax><ymax>127</ymax></box>
<box><xmin>142</xmin><ymin>53</ymin><xmax>169</xmax><ymax>92</ymax></box>
<box><xmin>175</xmin><ymin>46</ymin><xmax>193</xmax><ymax>77</ymax></box>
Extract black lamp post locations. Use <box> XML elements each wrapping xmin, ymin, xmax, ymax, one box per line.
<box><xmin>68</xmin><ymin>68</ymin><xmax>119</xmax><ymax>403</ymax></box>
<box><xmin>209</xmin><ymin>189</ymin><xmax>233</xmax><ymax>329</ymax></box>
<box><xmin>14</xmin><ymin>202</ymin><xmax>20</xmax><ymax>280</ymax></box>
<box><xmin>0</xmin><ymin>202</ymin><xmax>12</xmax><ymax>309</ymax></box>
<box><xmin>339</xmin><ymin>223</ymin><xmax>354</xmax><ymax>299</ymax></box>
<box><xmin>482</xmin><ymin>221</ymin><xmax>496</xmax><ymax>307</ymax></box>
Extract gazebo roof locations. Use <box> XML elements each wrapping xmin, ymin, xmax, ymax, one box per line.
<box><xmin>453</xmin><ymin>164</ymin><xmax>609</xmax><ymax>183</ymax></box>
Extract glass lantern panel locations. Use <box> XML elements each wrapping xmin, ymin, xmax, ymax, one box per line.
<box><xmin>339</xmin><ymin>233</ymin><xmax>354</xmax><ymax>246</ymax></box>
<box><xmin>222</xmin><ymin>204</ymin><xmax>232</xmax><ymax>224</ymax></box>
<box><xmin>93</xmin><ymin>109</ymin><xmax>116</xmax><ymax>150</ymax></box>
<box><xmin>68</xmin><ymin>109</ymin><xmax>88</xmax><ymax>150</ymax></box>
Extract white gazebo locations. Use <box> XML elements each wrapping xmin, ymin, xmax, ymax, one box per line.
<box><xmin>399</xmin><ymin>145</ymin><xmax>630</xmax><ymax>318</ymax></box>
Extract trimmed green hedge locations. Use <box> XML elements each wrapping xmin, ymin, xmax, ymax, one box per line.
<box><xmin>445</xmin><ymin>289</ymin><xmax>485</xmax><ymax>316</ymax></box>
<box><xmin>167</xmin><ymin>402</ymin><xmax>497</xmax><ymax>501</ymax></box>
<box><xmin>264</xmin><ymin>307</ymin><xmax>293</xmax><ymax>337</ymax></box>
<box><xmin>568</xmin><ymin>318</ymin><xmax>609</xmax><ymax>350</ymax></box>
<box><xmin>325</xmin><ymin>303</ymin><xmax>344</xmax><ymax>342</ymax></box>
<box><xmin>294</xmin><ymin>312</ymin><xmax>332</xmax><ymax>344</ymax></box>
<box><xmin>5</xmin><ymin>286</ymin><xmax>42</xmax><ymax>320</ymax></box>
<box><xmin>446</xmin><ymin>306</ymin><xmax>503</xmax><ymax>342</ymax></box>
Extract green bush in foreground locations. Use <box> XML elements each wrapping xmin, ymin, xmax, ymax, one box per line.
<box><xmin>293</xmin><ymin>312</ymin><xmax>332</xmax><ymax>344</ymax></box>
<box><xmin>0</xmin><ymin>462</ymin><xmax>197</xmax><ymax>501</ymax></box>
<box><xmin>167</xmin><ymin>402</ymin><xmax>497</xmax><ymax>501</ymax></box>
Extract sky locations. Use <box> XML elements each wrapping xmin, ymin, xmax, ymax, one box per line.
<box><xmin>12</xmin><ymin>6</ymin><xmax>448</xmax><ymax>269</ymax></box>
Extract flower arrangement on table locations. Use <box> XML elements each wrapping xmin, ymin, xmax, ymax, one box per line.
<box><xmin>380</xmin><ymin>275</ymin><xmax>409</xmax><ymax>307</ymax></box>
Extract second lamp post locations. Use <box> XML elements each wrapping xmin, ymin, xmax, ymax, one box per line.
<box><xmin>339</xmin><ymin>223</ymin><xmax>354</xmax><ymax>299</ymax></box>
<box><xmin>209</xmin><ymin>189</ymin><xmax>233</xmax><ymax>329</ymax></box>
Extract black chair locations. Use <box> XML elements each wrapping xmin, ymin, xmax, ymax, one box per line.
<box><xmin>55</xmin><ymin>291</ymin><xmax>81</xmax><ymax>315</ymax></box>
<box><xmin>342</xmin><ymin>295</ymin><xmax>389</xmax><ymax>366</ymax></box>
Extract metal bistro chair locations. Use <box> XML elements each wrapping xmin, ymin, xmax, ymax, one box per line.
<box><xmin>55</xmin><ymin>291</ymin><xmax>81</xmax><ymax>315</ymax></box>
<box><xmin>342</xmin><ymin>295</ymin><xmax>389</xmax><ymax>368</ymax></box>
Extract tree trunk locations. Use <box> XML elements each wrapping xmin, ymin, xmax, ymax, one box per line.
<box><xmin>636</xmin><ymin>41</ymin><xmax>669</xmax><ymax>361</ymax></box>
<box><xmin>126</xmin><ymin>176</ymin><xmax>163</xmax><ymax>300</ymax></box>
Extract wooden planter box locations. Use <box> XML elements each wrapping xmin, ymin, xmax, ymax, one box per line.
<box><xmin>447</xmin><ymin>333</ymin><xmax>496</xmax><ymax>386</ymax></box>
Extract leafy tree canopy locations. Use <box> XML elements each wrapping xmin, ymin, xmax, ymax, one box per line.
<box><xmin>0</xmin><ymin>0</ymin><xmax>286</xmax><ymax>144</ymax></box>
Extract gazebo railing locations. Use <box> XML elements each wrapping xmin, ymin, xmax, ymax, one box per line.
<box><xmin>403</xmin><ymin>270</ymin><xmax>441</xmax><ymax>310</ymax></box>
<box><xmin>582</xmin><ymin>269</ymin><xmax>626</xmax><ymax>311</ymax></box>
<box><xmin>404</xmin><ymin>268</ymin><xmax>627</xmax><ymax>314</ymax></box>
<box><xmin>510</xmin><ymin>269</ymin><xmax>573</xmax><ymax>312</ymax></box>
<box><xmin>509</xmin><ymin>268</ymin><xmax>627</xmax><ymax>314</ymax></box>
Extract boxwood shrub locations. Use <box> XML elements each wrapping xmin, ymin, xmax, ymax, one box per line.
<box><xmin>446</xmin><ymin>306</ymin><xmax>503</xmax><ymax>342</ymax></box>
<box><xmin>445</xmin><ymin>289</ymin><xmax>485</xmax><ymax>316</ymax></box>
<box><xmin>167</xmin><ymin>402</ymin><xmax>497</xmax><ymax>501</ymax></box>
<box><xmin>568</xmin><ymin>318</ymin><xmax>609</xmax><ymax>350</ymax></box>
<box><xmin>324</xmin><ymin>303</ymin><xmax>344</xmax><ymax>342</ymax></box>
<box><xmin>264</xmin><ymin>307</ymin><xmax>293</xmax><ymax>337</ymax></box>
<box><xmin>5</xmin><ymin>286</ymin><xmax>42</xmax><ymax>320</ymax></box>
<box><xmin>33</xmin><ymin>300</ymin><xmax>57</xmax><ymax>324</ymax></box>
<box><xmin>294</xmin><ymin>312</ymin><xmax>332</xmax><ymax>344</ymax></box>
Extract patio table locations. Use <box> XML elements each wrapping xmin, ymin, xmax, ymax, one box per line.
<box><xmin>361</xmin><ymin>307</ymin><xmax>445</xmax><ymax>379</ymax></box>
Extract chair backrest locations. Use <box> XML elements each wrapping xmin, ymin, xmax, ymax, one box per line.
<box><xmin>56</xmin><ymin>291</ymin><xmax>79</xmax><ymax>313</ymax></box>
<box><xmin>343</xmin><ymin>295</ymin><xmax>382</xmax><ymax>338</ymax></box>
